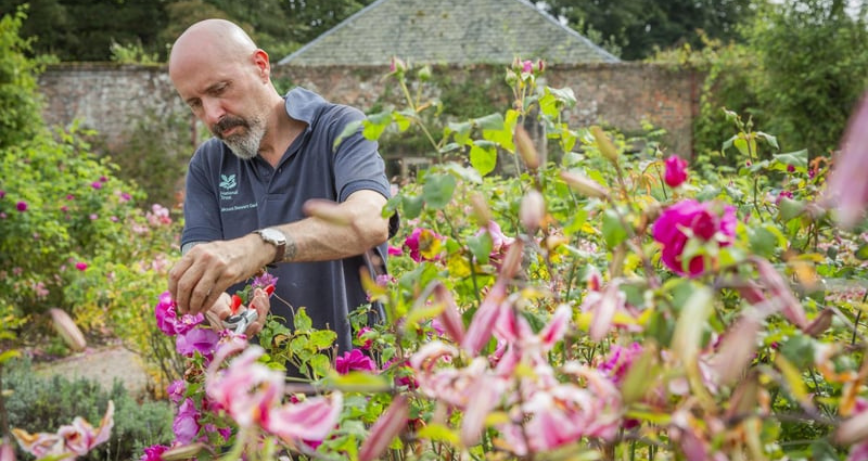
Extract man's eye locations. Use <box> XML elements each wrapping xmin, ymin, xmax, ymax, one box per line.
<box><xmin>188</xmin><ymin>100</ymin><xmax>202</xmax><ymax>109</ymax></box>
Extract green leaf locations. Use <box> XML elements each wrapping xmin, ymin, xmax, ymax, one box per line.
<box><xmin>855</xmin><ymin>244</ymin><xmax>868</xmax><ymax>260</ymax></box>
<box><xmin>0</xmin><ymin>349</ymin><xmax>20</xmax><ymax>364</ymax></box>
<box><xmin>330</xmin><ymin>371</ymin><xmax>391</xmax><ymax>392</ymax></box>
<box><xmin>749</xmin><ymin>226</ymin><xmax>780</xmax><ymax>258</ymax></box>
<box><xmin>309</xmin><ymin>354</ymin><xmax>331</xmax><ymax>378</ymax></box>
<box><xmin>469</xmin><ymin>141</ymin><xmax>497</xmax><ymax>177</ymax></box>
<box><xmin>601</xmin><ymin>209</ymin><xmax>628</xmax><ymax>249</ymax></box>
<box><xmin>467</xmin><ymin>231</ymin><xmax>493</xmax><ymax>265</ymax></box>
<box><xmin>416</xmin><ymin>423</ymin><xmax>461</xmax><ymax>446</ymax></box>
<box><xmin>446</xmin><ymin>121</ymin><xmax>472</xmax><ymax>145</ymax></box>
<box><xmin>780</xmin><ymin>335</ymin><xmax>815</xmax><ymax>369</ymax></box>
<box><xmin>772</xmin><ymin>149</ymin><xmax>808</xmax><ymax>168</ymax></box>
<box><xmin>310</xmin><ymin>330</ymin><xmax>338</xmax><ymax>350</ymax></box>
<box><xmin>422</xmin><ymin>173</ymin><xmax>457</xmax><ymax>209</ymax></box>
<box><xmin>778</xmin><ymin>197</ymin><xmax>805</xmax><ymax>222</ymax></box>
<box><xmin>756</xmin><ymin>131</ymin><xmax>780</xmax><ymax>151</ymax></box>
<box><xmin>441</xmin><ymin>162</ymin><xmax>482</xmax><ymax>184</ymax></box>
<box><xmin>472</xmin><ymin>113</ymin><xmax>504</xmax><ymax>131</ymax></box>
<box><xmin>333</xmin><ymin>120</ymin><xmax>363</xmax><ymax>150</ymax></box>
<box><xmin>401</xmin><ymin>194</ymin><xmax>424</xmax><ymax>220</ymax></box>
<box><xmin>294</xmin><ymin>308</ymin><xmax>313</xmax><ymax>331</ymax></box>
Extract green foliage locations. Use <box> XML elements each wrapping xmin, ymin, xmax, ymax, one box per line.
<box><xmin>538</xmin><ymin>0</ymin><xmax>756</xmax><ymax>60</ymax></box>
<box><xmin>109</xmin><ymin>40</ymin><xmax>160</xmax><ymax>65</ymax></box>
<box><xmin>0</xmin><ymin>7</ymin><xmax>44</xmax><ymax>150</ymax></box>
<box><xmin>3</xmin><ymin>357</ymin><xmax>174</xmax><ymax>460</ymax></box>
<box><xmin>747</xmin><ymin>0</ymin><xmax>868</xmax><ymax>157</ymax></box>
<box><xmin>655</xmin><ymin>1</ymin><xmax>868</xmax><ymax>164</ymax></box>
<box><xmin>109</xmin><ymin>109</ymin><xmax>198</xmax><ymax>208</ymax></box>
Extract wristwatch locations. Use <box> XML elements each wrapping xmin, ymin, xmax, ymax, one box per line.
<box><xmin>253</xmin><ymin>228</ymin><xmax>286</xmax><ymax>266</ymax></box>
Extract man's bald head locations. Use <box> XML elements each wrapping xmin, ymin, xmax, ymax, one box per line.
<box><xmin>169</xmin><ymin>19</ymin><xmax>258</xmax><ymax>74</ymax></box>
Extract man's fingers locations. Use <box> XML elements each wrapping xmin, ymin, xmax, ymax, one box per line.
<box><xmin>245</xmin><ymin>288</ymin><xmax>271</xmax><ymax>336</ymax></box>
<box><xmin>167</xmin><ymin>256</ymin><xmax>194</xmax><ymax>311</ymax></box>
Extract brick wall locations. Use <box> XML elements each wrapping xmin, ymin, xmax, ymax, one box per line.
<box><xmin>38</xmin><ymin>62</ymin><xmax>699</xmax><ymax>155</ymax></box>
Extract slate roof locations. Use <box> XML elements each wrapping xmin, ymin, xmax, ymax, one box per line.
<box><xmin>278</xmin><ymin>0</ymin><xmax>619</xmax><ymax>66</ymax></box>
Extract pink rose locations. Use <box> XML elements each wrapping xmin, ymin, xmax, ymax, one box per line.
<box><xmin>403</xmin><ymin>228</ymin><xmax>444</xmax><ymax>263</ymax></box>
<box><xmin>335</xmin><ymin>349</ymin><xmax>376</xmax><ymax>374</ymax></box>
<box><xmin>652</xmin><ymin>200</ymin><xmax>736</xmax><ymax>276</ymax></box>
<box><xmin>663</xmin><ymin>155</ymin><xmax>688</xmax><ymax>188</ymax></box>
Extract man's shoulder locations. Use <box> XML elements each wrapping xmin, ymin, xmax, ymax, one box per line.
<box><xmin>285</xmin><ymin>87</ymin><xmax>363</xmax><ymax>126</ymax></box>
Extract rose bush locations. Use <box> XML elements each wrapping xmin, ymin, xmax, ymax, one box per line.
<box><xmin>116</xmin><ymin>58</ymin><xmax>868</xmax><ymax>461</ymax></box>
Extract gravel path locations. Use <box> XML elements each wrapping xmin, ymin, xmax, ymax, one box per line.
<box><xmin>33</xmin><ymin>346</ymin><xmax>151</xmax><ymax>398</ymax></box>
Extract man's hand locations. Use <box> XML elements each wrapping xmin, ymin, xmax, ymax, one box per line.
<box><xmin>204</xmin><ymin>289</ymin><xmax>271</xmax><ymax>337</ymax></box>
<box><xmin>168</xmin><ymin>236</ymin><xmax>272</xmax><ymax>315</ymax></box>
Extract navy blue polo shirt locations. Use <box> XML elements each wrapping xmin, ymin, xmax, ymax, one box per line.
<box><xmin>181</xmin><ymin>87</ymin><xmax>391</xmax><ymax>353</ymax></box>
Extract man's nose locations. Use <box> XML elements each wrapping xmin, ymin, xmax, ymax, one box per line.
<box><xmin>201</xmin><ymin>98</ymin><xmax>225</xmax><ymax>127</ymax></box>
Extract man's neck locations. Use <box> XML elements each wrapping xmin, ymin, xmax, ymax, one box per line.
<box><xmin>258</xmin><ymin>101</ymin><xmax>305</xmax><ymax>167</ymax></box>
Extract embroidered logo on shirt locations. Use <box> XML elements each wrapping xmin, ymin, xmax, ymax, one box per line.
<box><xmin>219</xmin><ymin>173</ymin><xmax>240</xmax><ymax>200</ymax></box>
<box><xmin>219</xmin><ymin>174</ymin><xmax>237</xmax><ymax>190</ymax></box>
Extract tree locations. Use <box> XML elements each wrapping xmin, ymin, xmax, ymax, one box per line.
<box><xmin>537</xmin><ymin>0</ymin><xmax>758</xmax><ymax>60</ymax></box>
<box><xmin>748</xmin><ymin>0</ymin><xmax>868</xmax><ymax>156</ymax></box>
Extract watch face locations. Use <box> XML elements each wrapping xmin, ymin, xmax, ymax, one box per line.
<box><xmin>260</xmin><ymin>228</ymin><xmax>286</xmax><ymax>245</ymax></box>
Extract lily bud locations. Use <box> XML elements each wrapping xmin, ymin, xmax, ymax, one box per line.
<box><xmin>49</xmin><ymin>308</ymin><xmax>86</xmax><ymax>352</ymax></box>
<box><xmin>469</xmin><ymin>193</ymin><xmax>492</xmax><ymax>227</ymax></box>
<box><xmin>519</xmin><ymin>190</ymin><xmax>545</xmax><ymax>234</ymax></box>
<box><xmin>591</xmin><ymin>126</ymin><xmax>619</xmax><ymax>163</ymax></box>
<box><xmin>161</xmin><ymin>443</ymin><xmax>205</xmax><ymax>461</ymax></box>
<box><xmin>560</xmin><ymin>171</ymin><xmax>608</xmax><ymax>199</ymax></box>
<box><xmin>359</xmin><ymin>395</ymin><xmax>410</xmax><ymax>461</ymax></box>
<box><xmin>433</xmin><ymin>283</ymin><xmax>465</xmax><ymax>344</ymax></box>
<box><xmin>514</xmin><ymin>125</ymin><xmax>540</xmax><ymax>170</ymax></box>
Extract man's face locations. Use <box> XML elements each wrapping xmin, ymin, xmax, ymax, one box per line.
<box><xmin>170</xmin><ymin>49</ymin><xmax>269</xmax><ymax>160</ymax></box>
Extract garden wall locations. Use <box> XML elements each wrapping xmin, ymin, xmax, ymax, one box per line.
<box><xmin>38</xmin><ymin>62</ymin><xmax>699</xmax><ymax>155</ymax></box>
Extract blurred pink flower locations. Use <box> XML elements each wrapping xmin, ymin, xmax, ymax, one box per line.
<box><xmin>357</xmin><ymin>326</ymin><xmax>373</xmax><ymax>349</ymax></box>
<box><xmin>652</xmin><ymin>199</ymin><xmax>736</xmax><ymax>276</ymax></box>
<box><xmin>91</xmin><ymin>181</ymin><xmax>102</xmax><ymax>190</ymax></box>
<box><xmin>13</xmin><ymin>401</ymin><xmax>114</xmax><ymax>460</ymax></box>
<box><xmin>172</xmin><ymin>398</ymin><xmax>201</xmax><ymax>445</ymax></box>
<box><xmin>825</xmin><ymin>93</ymin><xmax>868</xmax><ymax>230</ymax></box>
<box><xmin>335</xmin><ymin>349</ymin><xmax>376</xmax><ymax>374</ymax></box>
<box><xmin>166</xmin><ymin>380</ymin><xmax>186</xmax><ymax>404</ymax></box>
<box><xmin>175</xmin><ymin>327</ymin><xmax>220</xmax><ymax>360</ymax></box>
<box><xmin>146</xmin><ymin>204</ymin><xmax>172</xmax><ymax>226</ymax></box>
<box><xmin>139</xmin><ymin>444</ymin><xmax>168</xmax><ymax>461</ymax></box>
<box><xmin>664</xmin><ymin>155</ymin><xmax>688</xmax><ymax>188</ymax></box>
<box><xmin>206</xmin><ymin>344</ymin><xmax>342</xmax><ymax>442</ymax></box>
<box><xmin>15</xmin><ymin>201</ymin><xmax>26</xmax><ymax>212</ymax></box>
<box><xmin>598</xmin><ymin>343</ymin><xmax>643</xmax><ymax>385</ymax></box>
<box><xmin>387</xmin><ymin>245</ymin><xmax>403</xmax><ymax>256</ymax></box>
<box><xmin>75</xmin><ymin>262</ymin><xmax>87</xmax><ymax>271</ymax></box>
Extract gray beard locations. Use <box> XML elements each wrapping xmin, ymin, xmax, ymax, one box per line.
<box><xmin>223</xmin><ymin>120</ymin><xmax>266</xmax><ymax>160</ymax></box>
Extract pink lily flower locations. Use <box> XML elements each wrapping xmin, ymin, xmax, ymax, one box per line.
<box><xmin>13</xmin><ymin>401</ymin><xmax>114</xmax><ymax>460</ymax></box>
<box><xmin>265</xmin><ymin>393</ymin><xmax>344</xmax><ymax>443</ymax></box>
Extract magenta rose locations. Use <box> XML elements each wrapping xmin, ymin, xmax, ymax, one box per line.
<box><xmin>403</xmin><ymin>228</ymin><xmax>444</xmax><ymax>263</ymax></box>
<box><xmin>652</xmin><ymin>199</ymin><xmax>736</xmax><ymax>276</ymax></box>
<box><xmin>663</xmin><ymin>155</ymin><xmax>688</xmax><ymax>188</ymax></box>
<box><xmin>335</xmin><ymin>349</ymin><xmax>376</xmax><ymax>374</ymax></box>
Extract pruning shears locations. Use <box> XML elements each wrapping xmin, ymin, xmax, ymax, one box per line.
<box><xmin>222</xmin><ymin>308</ymin><xmax>258</xmax><ymax>334</ymax></box>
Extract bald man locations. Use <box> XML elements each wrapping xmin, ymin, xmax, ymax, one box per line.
<box><xmin>166</xmin><ymin>19</ymin><xmax>394</xmax><ymax>353</ymax></box>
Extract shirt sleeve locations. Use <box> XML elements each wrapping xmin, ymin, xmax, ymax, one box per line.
<box><xmin>329</xmin><ymin>106</ymin><xmax>392</xmax><ymax>203</ymax></box>
<box><xmin>181</xmin><ymin>144</ymin><xmax>224</xmax><ymax>248</ymax></box>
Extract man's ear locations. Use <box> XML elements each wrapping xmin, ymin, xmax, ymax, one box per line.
<box><xmin>251</xmin><ymin>49</ymin><xmax>271</xmax><ymax>82</ymax></box>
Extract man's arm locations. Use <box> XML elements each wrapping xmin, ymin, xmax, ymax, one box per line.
<box><xmin>168</xmin><ymin>189</ymin><xmax>389</xmax><ymax>314</ymax></box>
